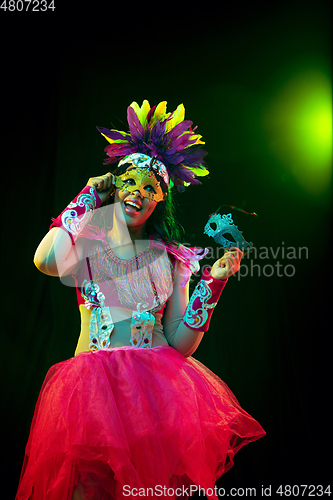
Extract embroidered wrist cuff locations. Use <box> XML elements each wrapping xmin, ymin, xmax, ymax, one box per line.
<box><xmin>50</xmin><ymin>186</ymin><xmax>101</xmax><ymax>244</ymax></box>
<box><xmin>182</xmin><ymin>267</ymin><xmax>227</xmax><ymax>332</ymax></box>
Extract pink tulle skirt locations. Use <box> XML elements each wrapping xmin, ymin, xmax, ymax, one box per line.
<box><xmin>16</xmin><ymin>346</ymin><xmax>265</xmax><ymax>500</ymax></box>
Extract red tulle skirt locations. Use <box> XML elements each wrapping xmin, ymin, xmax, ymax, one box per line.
<box><xmin>16</xmin><ymin>346</ymin><xmax>265</xmax><ymax>500</ymax></box>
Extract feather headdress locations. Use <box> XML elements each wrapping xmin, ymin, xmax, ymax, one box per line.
<box><xmin>97</xmin><ymin>100</ymin><xmax>209</xmax><ymax>192</ymax></box>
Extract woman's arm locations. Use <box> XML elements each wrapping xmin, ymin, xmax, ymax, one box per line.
<box><xmin>163</xmin><ymin>248</ymin><xmax>242</xmax><ymax>357</ymax></box>
<box><xmin>34</xmin><ymin>227</ymin><xmax>84</xmax><ymax>277</ymax></box>
<box><xmin>34</xmin><ymin>173</ymin><xmax>115</xmax><ymax>277</ymax></box>
<box><xmin>162</xmin><ymin>263</ymin><xmax>205</xmax><ymax>357</ymax></box>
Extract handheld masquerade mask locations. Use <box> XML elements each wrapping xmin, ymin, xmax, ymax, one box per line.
<box><xmin>204</xmin><ymin>206</ymin><xmax>257</xmax><ymax>252</ymax></box>
<box><xmin>115</xmin><ymin>153</ymin><xmax>168</xmax><ymax>203</ymax></box>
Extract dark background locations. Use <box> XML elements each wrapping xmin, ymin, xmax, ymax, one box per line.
<box><xmin>2</xmin><ymin>1</ymin><xmax>332</xmax><ymax>498</ymax></box>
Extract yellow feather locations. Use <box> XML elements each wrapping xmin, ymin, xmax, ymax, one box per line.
<box><xmin>130</xmin><ymin>100</ymin><xmax>151</xmax><ymax>128</ymax></box>
<box><xmin>186</xmin><ymin>166</ymin><xmax>210</xmax><ymax>177</ymax></box>
<box><xmin>177</xmin><ymin>131</ymin><xmax>206</xmax><ymax>147</ymax></box>
<box><xmin>190</xmin><ymin>134</ymin><xmax>205</xmax><ymax>146</ymax></box>
<box><xmin>101</xmin><ymin>132</ymin><xmax>129</xmax><ymax>145</ymax></box>
<box><xmin>140</xmin><ymin>100</ymin><xmax>151</xmax><ymax>121</ymax></box>
<box><xmin>154</xmin><ymin>101</ymin><xmax>167</xmax><ymax>119</ymax></box>
<box><xmin>150</xmin><ymin>101</ymin><xmax>171</xmax><ymax>127</ymax></box>
<box><xmin>129</xmin><ymin>101</ymin><xmax>141</xmax><ymax>116</ymax></box>
<box><xmin>166</xmin><ymin>103</ymin><xmax>185</xmax><ymax>132</ymax></box>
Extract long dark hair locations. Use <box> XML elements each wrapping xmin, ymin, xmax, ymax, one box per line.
<box><xmin>96</xmin><ymin>163</ymin><xmax>185</xmax><ymax>246</ymax></box>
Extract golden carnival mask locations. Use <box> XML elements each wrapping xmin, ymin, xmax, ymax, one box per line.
<box><xmin>115</xmin><ymin>167</ymin><xmax>166</xmax><ymax>202</ymax></box>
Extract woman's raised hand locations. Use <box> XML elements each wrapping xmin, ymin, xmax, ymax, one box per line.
<box><xmin>86</xmin><ymin>173</ymin><xmax>116</xmax><ymax>203</ymax></box>
<box><xmin>210</xmin><ymin>247</ymin><xmax>243</xmax><ymax>280</ymax></box>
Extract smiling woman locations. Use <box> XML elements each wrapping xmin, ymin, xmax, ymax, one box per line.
<box><xmin>89</xmin><ymin>166</ymin><xmax>159</xmax><ymax>238</ymax></box>
<box><xmin>90</xmin><ymin>159</ymin><xmax>183</xmax><ymax>247</ymax></box>
<box><xmin>16</xmin><ymin>100</ymin><xmax>265</xmax><ymax>500</ymax></box>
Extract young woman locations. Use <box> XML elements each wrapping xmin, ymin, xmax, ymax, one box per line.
<box><xmin>16</xmin><ymin>101</ymin><xmax>265</xmax><ymax>500</ymax></box>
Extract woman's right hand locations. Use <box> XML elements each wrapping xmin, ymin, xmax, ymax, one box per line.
<box><xmin>87</xmin><ymin>172</ymin><xmax>116</xmax><ymax>203</ymax></box>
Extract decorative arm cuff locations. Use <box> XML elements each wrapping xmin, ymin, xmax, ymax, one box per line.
<box><xmin>182</xmin><ymin>267</ymin><xmax>227</xmax><ymax>332</ymax></box>
<box><xmin>50</xmin><ymin>186</ymin><xmax>101</xmax><ymax>244</ymax></box>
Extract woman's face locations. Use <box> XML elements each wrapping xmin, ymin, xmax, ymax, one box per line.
<box><xmin>114</xmin><ymin>172</ymin><xmax>158</xmax><ymax>228</ymax></box>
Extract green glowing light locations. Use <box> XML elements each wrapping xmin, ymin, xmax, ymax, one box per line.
<box><xmin>293</xmin><ymin>89</ymin><xmax>331</xmax><ymax>163</ymax></box>
<box><xmin>264</xmin><ymin>70</ymin><xmax>332</xmax><ymax>194</ymax></box>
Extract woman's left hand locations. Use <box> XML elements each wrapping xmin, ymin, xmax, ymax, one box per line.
<box><xmin>210</xmin><ymin>247</ymin><xmax>243</xmax><ymax>280</ymax></box>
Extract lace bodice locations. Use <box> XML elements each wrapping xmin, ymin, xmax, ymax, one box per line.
<box><xmin>73</xmin><ymin>235</ymin><xmax>176</xmax><ymax>315</ymax></box>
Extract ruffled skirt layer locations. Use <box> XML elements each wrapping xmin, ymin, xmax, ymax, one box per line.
<box><xmin>16</xmin><ymin>346</ymin><xmax>265</xmax><ymax>500</ymax></box>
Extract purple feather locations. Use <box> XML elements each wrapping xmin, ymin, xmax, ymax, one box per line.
<box><xmin>146</xmin><ymin>105</ymin><xmax>156</xmax><ymax>124</ymax></box>
<box><xmin>96</xmin><ymin>126</ymin><xmax>131</xmax><ymax>142</ymax></box>
<box><xmin>105</xmin><ymin>143</ymin><xmax>137</xmax><ymax>158</ymax></box>
<box><xmin>171</xmin><ymin>135</ymin><xmax>197</xmax><ymax>152</ymax></box>
<box><xmin>168</xmin><ymin>164</ymin><xmax>193</xmax><ymax>182</ymax></box>
<box><xmin>127</xmin><ymin>107</ymin><xmax>145</xmax><ymax>144</ymax></box>
<box><xmin>166</xmin><ymin>147</ymin><xmax>207</xmax><ymax>167</ymax></box>
<box><xmin>165</xmin><ymin>120</ymin><xmax>193</xmax><ymax>142</ymax></box>
<box><xmin>151</xmin><ymin>119</ymin><xmax>161</xmax><ymax>143</ymax></box>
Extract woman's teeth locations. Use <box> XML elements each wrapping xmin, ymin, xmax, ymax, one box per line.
<box><xmin>126</xmin><ymin>201</ymin><xmax>140</xmax><ymax>210</ymax></box>
<box><xmin>126</xmin><ymin>201</ymin><xmax>141</xmax><ymax>209</ymax></box>
<box><xmin>124</xmin><ymin>201</ymin><xmax>142</xmax><ymax>213</ymax></box>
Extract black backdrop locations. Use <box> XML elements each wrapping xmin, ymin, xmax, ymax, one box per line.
<box><xmin>2</xmin><ymin>1</ymin><xmax>332</xmax><ymax>498</ymax></box>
